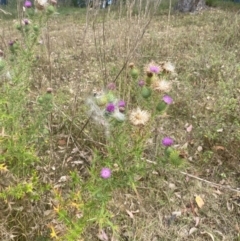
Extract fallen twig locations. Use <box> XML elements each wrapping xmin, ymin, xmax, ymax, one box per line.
<box><xmin>180</xmin><ymin>171</ymin><xmax>240</xmax><ymax>193</ymax></box>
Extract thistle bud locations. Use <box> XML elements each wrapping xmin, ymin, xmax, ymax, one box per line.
<box><xmin>141</xmin><ymin>86</ymin><xmax>152</xmax><ymax>99</ymax></box>
<box><xmin>130</xmin><ymin>68</ymin><xmax>139</xmax><ymax>80</ymax></box>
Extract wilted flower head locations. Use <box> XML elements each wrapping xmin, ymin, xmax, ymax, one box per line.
<box><xmin>0</xmin><ymin>49</ymin><xmax>3</xmax><ymax>57</ymax></box>
<box><xmin>129</xmin><ymin>107</ymin><xmax>150</xmax><ymax>126</ymax></box>
<box><xmin>22</xmin><ymin>19</ymin><xmax>30</xmax><ymax>25</ymax></box>
<box><xmin>163</xmin><ymin>95</ymin><xmax>173</xmax><ymax>105</ymax></box>
<box><xmin>107</xmin><ymin>82</ymin><xmax>116</xmax><ymax>90</ymax></box>
<box><xmin>24</xmin><ymin>0</ymin><xmax>32</xmax><ymax>8</ymax></box>
<box><xmin>151</xmin><ymin>79</ymin><xmax>172</xmax><ymax>93</ymax></box>
<box><xmin>35</xmin><ymin>0</ymin><xmax>47</xmax><ymax>10</ymax></box>
<box><xmin>46</xmin><ymin>87</ymin><xmax>53</xmax><ymax>94</ymax></box>
<box><xmin>118</xmin><ymin>100</ymin><xmax>125</xmax><ymax>108</ymax></box>
<box><xmin>50</xmin><ymin>0</ymin><xmax>57</xmax><ymax>5</ymax></box>
<box><xmin>128</xmin><ymin>62</ymin><xmax>135</xmax><ymax>69</ymax></box>
<box><xmin>106</xmin><ymin>103</ymin><xmax>115</xmax><ymax>113</ymax></box>
<box><xmin>138</xmin><ymin>80</ymin><xmax>145</xmax><ymax>87</ymax></box>
<box><xmin>162</xmin><ymin>137</ymin><xmax>174</xmax><ymax>147</ymax></box>
<box><xmin>162</xmin><ymin>62</ymin><xmax>175</xmax><ymax>73</ymax></box>
<box><xmin>101</xmin><ymin>168</ymin><xmax>111</xmax><ymax>179</ymax></box>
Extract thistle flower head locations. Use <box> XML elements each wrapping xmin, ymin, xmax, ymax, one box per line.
<box><xmin>107</xmin><ymin>82</ymin><xmax>116</xmax><ymax>90</ymax></box>
<box><xmin>106</xmin><ymin>103</ymin><xmax>115</xmax><ymax>113</ymax></box>
<box><xmin>22</xmin><ymin>19</ymin><xmax>30</xmax><ymax>25</ymax></box>
<box><xmin>163</xmin><ymin>95</ymin><xmax>173</xmax><ymax>105</ymax></box>
<box><xmin>145</xmin><ymin>61</ymin><xmax>162</xmax><ymax>74</ymax></box>
<box><xmin>149</xmin><ymin>65</ymin><xmax>161</xmax><ymax>74</ymax></box>
<box><xmin>138</xmin><ymin>80</ymin><xmax>145</xmax><ymax>87</ymax></box>
<box><xmin>118</xmin><ymin>100</ymin><xmax>125</xmax><ymax>108</ymax></box>
<box><xmin>101</xmin><ymin>168</ymin><xmax>111</xmax><ymax>179</ymax></box>
<box><xmin>162</xmin><ymin>137</ymin><xmax>174</xmax><ymax>147</ymax></box>
<box><xmin>24</xmin><ymin>0</ymin><xmax>32</xmax><ymax>8</ymax></box>
<box><xmin>9</xmin><ymin>40</ymin><xmax>15</xmax><ymax>46</ymax></box>
<box><xmin>129</xmin><ymin>107</ymin><xmax>150</xmax><ymax>126</ymax></box>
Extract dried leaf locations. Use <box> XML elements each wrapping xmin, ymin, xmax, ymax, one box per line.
<box><xmin>197</xmin><ymin>146</ymin><xmax>203</xmax><ymax>152</ymax></box>
<box><xmin>186</xmin><ymin>124</ymin><xmax>193</xmax><ymax>133</ymax></box>
<box><xmin>126</xmin><ymin>209</ymin><xmax>134</xmax><ymax>219</ymax></box>
<box><xmin>201</xmin><ymin>231</ymin><xmax>215</xmax><ymax>241</ymax></box>
<box><xmin>172</xmin><ymin>211</ymin><xmax>182</xmax><ymax>217</ymax></box>
<box><xmin>97</xmin><ymin>229</ymin><xmax>108</xmax><ymax>241</ymax></box>
<box><xmin>58</xmin><ymin>139</ymin><xmax>66</xmax><ymax>146</ymax></box>
<box><xmin>195</xmin><ymin>195</ymin><xmax>204</xmax><ymax>208</ymax></box>
<box><xmin>213</xmin><ymin>146</ymin><xmax>225</xmax><ymax>151</ymax></box>
<box><xmin>189</xmin><ymin>227</ymin><xmax>198</xmax><ymax>235</ymax></box>
<box><xmin>194</xmin><ymin>216</ymin><xmax>200</xmax><ymax>227</ymax></box>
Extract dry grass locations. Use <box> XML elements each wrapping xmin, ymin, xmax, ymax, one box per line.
<box><xmin>0</xmin><ymin>2</ymin><xmax>240</xmax><ymax>241</ymax></box>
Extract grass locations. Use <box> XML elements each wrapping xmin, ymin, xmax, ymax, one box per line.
<box><xmin>0</xmin><ymin>1</ymin><xmax>240</xmax><ymax>240</ymax></box>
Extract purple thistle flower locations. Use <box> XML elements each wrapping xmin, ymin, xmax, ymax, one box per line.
<box><xmin>162</xmin><ymin>137</ymin><xmax>174</xmax><ymax>147</ymax></box>
<box><xmin>100</xmin><ymin>168</ymin><xmax>111</xmax><ymax>179</ymax></box>
<box><xmin>163</xmin><ymin>95</ymin><xmax>173</xmax><ymax>105</ymax></box>
<box><xmin>118</xmin><ymin>100</ymin><xmax>125</xmax><ymax>108</ymax></box>
<box><xmin>149</xmin><ymin>65</ymin><xmax>160</xmax><ymax>74</ymax></box>
<box><xmin>138</xmin><ymin>80</ymin><xmax>145</xmax><ymax>87</ymax></box>
<box><xmin>107</xmin><ymin>82</ymin><xmax>116</xmax><ymax>90</ymax></box>
<box><xmin>106</xmin><ymin>103</ymin><xmax>115</xmax><ymax>113</ymax></box>
<box><xmin>24</xmin><ymin>0</ymin><xmax>32</xmax><ymax>8</ymax></box>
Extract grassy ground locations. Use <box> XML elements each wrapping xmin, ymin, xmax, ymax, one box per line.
<box><xmin>0</xmin><ymin>1</ymin><xmax>240</xmax><ymax>240</ymax></box>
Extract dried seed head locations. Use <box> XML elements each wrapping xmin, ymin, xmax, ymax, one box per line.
<box><xmin>128</xmin><ymin>62</ymin><xmax>135</xmax><ymax>69</ymax></box>
<box><xmin>46</xmin><ymin>87</ymin><xmax>53</xmax><ymax>93</ymax></box>
<box><xmin>146</xmin><ymin>71</ymin><xmax>153</xmax><ymax>78</ymax></box>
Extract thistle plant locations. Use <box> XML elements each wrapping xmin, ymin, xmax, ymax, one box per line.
<box><xmin>58</xmin><ymin>59</ymin><xmax>184</xmax><ymax>240</ymax></box>
<box><xmin>0</xmin><ymin>1</ymin><xmax>57</xmax><ymax>239</ymax></box>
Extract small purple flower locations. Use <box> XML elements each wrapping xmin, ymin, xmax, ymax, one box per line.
<box><xmin>138</xmin><ymin>80</ymin><xmax>145</xmax><ymax>87</ymax></box>
<box><xmin>118</xmin><ymin>100</ymin><xmax>125</xmax><ymax>108</ymax></box>
<box><xmin>107</xmin><ymin>82</ymin><xmax>116</xmax><ymax>90</ymax></box>
<box><xmin>163</xmin><ymin>95</ymin><xmax>173</xmax><ymax>105</ymax></box>
<box><xmin>9</xmin><ymin>41</ymin><xmax>15</xmax><ymax>46</ymax></box>
<box><xmin>106</xmin><ymin>103</ymin><xmax>115</xmax><ymax>113</ymax></box>
<box><xmin>149</xmin><ymin>65</ymin><xmax>160</xmax><ymax>74</ymax></box>
<box><xmin>23</xmin><ymin>19</ymin><xmax>29</xmax><ymax>25</ymax></box>
<box><xmin>24</xmin><ymin>0</ymin><xmax>32</xmax><ymax>8</ymax></box>
<box><xmin>162</xmin><ymin>137</ymin><xmax>174</xmax><ymax>147</ymax></box>
<box><xmin>100</xmin><ymin>167</ymin><xmax>111</xmax><ymax>179</ymax></box>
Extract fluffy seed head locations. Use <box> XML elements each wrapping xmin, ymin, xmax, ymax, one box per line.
<box><xmin>151</xmin><ymin>79</ymin><xmax>172</xmax><ymax>93</ymax></box>
<box><xmin>129</xmin><ymin>107</ymin><xmax>150</xmax><ymax>126</ymax></box>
